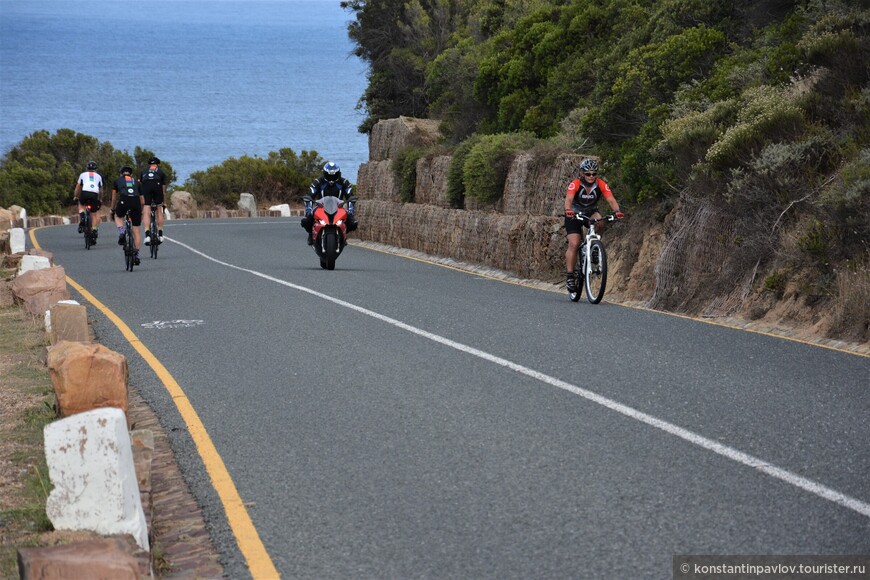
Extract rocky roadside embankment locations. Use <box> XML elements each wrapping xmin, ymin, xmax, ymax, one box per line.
<box><xmin>353</xmin><ymin>116</ymin><xmax>869</xmax><ymax>355</ymax></box>
<box><xmin>0</xmin><ymin>220</ymin><xmax>223</xmax><ymax>579</ymax></box>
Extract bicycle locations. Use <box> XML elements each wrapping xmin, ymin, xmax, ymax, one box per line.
<box><xmin>79</xmin><ymin>201</ymin><xmax>99</xmax><ymax>250</ymax></box>
<box><xmin>81</xmin><ymin>204</ymin><xmax>94</xmax><ymax>250</ymax></box>
<box><xmin>568</xmin><ymin>213</ymin><xmax>620</xmax><ymax>304</ymax></box>
<box><xmin>122</xmin><ymin>212</ymin><xmax>137</xmax><ymax>272</ymax></box>
<box><xmin>147</xmin><ymin>203</ymin><xmax>163</xmax><ymax>259</ymax></box>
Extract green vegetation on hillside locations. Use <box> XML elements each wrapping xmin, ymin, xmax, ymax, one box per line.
<box><xmin>182</xmin><ymin>150</ymin><xmax>324</xmax><ymax>208</ymax></box>
<box><xmin>345</xmin><ymin>0</ymin><xmax>868</xmax><ymax>339</ymax></box>
<box><xmin>344</xmin><ymin>0</ymin><xmax>867</xmax><ymax>206</ymax></box>
<box><xmin>0</xmin><ymin>129</ymin><xmax>170</xmax><ymax>214</ymax></box>
<box><xmin>0</xmin><ymin>130</ymin><xmax>324</xmax><ymax>211</ymax></box>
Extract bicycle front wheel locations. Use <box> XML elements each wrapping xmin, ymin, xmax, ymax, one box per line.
<box><xmin>584</xmin><ymin>240</ymin><xmax>607</xmax><ymax>304</ymax></box>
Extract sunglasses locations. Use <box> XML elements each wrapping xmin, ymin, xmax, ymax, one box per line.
<box><xmin>584</xmin><ymin>172</ymin><xmax>597</xmax><ymax>177</ymax></box>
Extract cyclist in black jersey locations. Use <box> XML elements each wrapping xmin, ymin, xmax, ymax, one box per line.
<box><xmin>111</xmin><ymin>166</ymin><xmax>144</xmax><ymax>265</ymax></box>
<box><xmin>301</xmin><ymin>162</ymin><xmax>357</xmax><ymax>245</ymax></box>
<box><xmin>139</xmin><ymin>156</ymin><xmax>167</xmax><ymax>246</ymax></box>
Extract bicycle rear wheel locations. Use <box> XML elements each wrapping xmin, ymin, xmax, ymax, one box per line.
<box><xmin>150</xmin><ymin>224</ymin><xmax>158</xmax><ymax>259</ymax></box>
<box><xmin>569</xmin><ymin>268</ymin><xmax>582</xmax><ymax>302</ymax></box>
<box><xmin>584</xmin><ymin>240</ymin><xmax>607</xmax><ymax>304</ymax></box>
<box><xmin>124</xmin><ymin>227</ymin><xmax>135</xmax><ymax>272</ymax></box>
<box><xmin>84</xmin><ymin>211</ymin><xmax>92</xmax><ymax>250</ymax></box>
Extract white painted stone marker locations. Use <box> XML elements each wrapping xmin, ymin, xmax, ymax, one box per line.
<box><xmin>44</xmin><ymin>407</ymin><xmax>150</xmax><ymax>550</ymax></box>
<box><xmin>10</xmin><ymin>228</ymin><xmax>25</xmax><ymax>254</ymax></box>
<box><xmin>18</xmin><ymin>254</ymin><xmax>51</xmax><ymax>275</ymax></box>
<box><xmin>269</xmin><ymin>203</ymin><xmax>292</xmax><ymax>216</ymax></box>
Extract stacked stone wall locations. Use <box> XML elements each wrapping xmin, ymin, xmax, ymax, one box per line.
<box><xmin>356</xmin><ymin>200</ymin><xmax>563</xmax><ymax>280</ymax></box>
<box><xmin>356</xmin><ymin>117</ymin><xmax>586</xmax><ymax>282</ymax></box>
<box><xmin>414</xmin><ymin>155</ymin><xmax>452</xmax><ymax>207</ymax></box>
<box><xmin>369</xmin><ymin>116</ymin><xmax>442</xmax><ymax>161</ymax></box>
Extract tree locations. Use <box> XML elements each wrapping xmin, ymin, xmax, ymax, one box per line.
<box><xmin>182</xmin><ymin>149</ymin><xmax>324</xmax><ymax>208</ymax></box>
<box><xmin>0</xmin><ymin>129</ymin><xmax>132</xmax><ymax>214</ymax></box>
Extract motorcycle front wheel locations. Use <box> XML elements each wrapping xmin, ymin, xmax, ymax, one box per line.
<box><xmin>324</xmin><ymin>230</ymin><xmax>338</xmax><ymax>270</ymax></box>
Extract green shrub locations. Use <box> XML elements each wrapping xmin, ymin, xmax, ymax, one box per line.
<box><xmin>798</xmin><ymin>220</ymin><xmax>829</xmax><ymax>262</ymax></box>
<box><xmin>661</xmin><ymin>98</ymin><xmax>739</xmax><ymax>156</ymax></box>
<box><xmin>393</xmin><ymin>147</ymin><xmax>425</xmax><ymax>203</ymax></box>
<box><xmin>817</xmin><ymin>148</ymin><xmax>870</xmax><ymax>259</ymax></box>
<box><xmin>763</xmin><ymin>269</ymin><xmax>789</xmax><ymax>298</ymax></box>
<box><xmin>183</xmin><ymin>149</ymin><xmax>322</xmax><ymax>208</ymax></box>
<box><xmin>463</xmin><ymin>132</ymin><xmax>537</xmax><ymax>204</ymax></box>
<box><xmin>446</xmin><ymin>136</ymin><xmax>479</xmax><ymax>208</ymax></box>
<box><xmin>706</xmin><ymin>86</ymin><xmax>804</xmax><ymax>167</ymax></box>
<box><xmin>799</xmin><ymin>15</ymin><xmax>863</xmax><ymax>66</ymax></box>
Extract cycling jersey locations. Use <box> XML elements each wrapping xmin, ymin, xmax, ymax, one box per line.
<box><xmin>139</xmin><ymin>165</ymin><xmax>166</xmax><ymax>196</ymax></box>
<box><xmin>113</xmin><ymin>175</ymin><xmax>141</xmax><ymax>197</ymax></box>
<box><xmin>77</xmin><ymin>171</ymin><xmax>103</xmax><ymax>193</ymax></box>
<box><xmin>566</xmin><ymin>177</ymin><xmax>615</xmax><ymax>214</ymax></box>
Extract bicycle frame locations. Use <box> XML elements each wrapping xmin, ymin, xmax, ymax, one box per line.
<box><xmin>124</xmin><ymin>214</ymin><xmax>136</xmax><ymax>271</ymax></box>
<box><xmin>148</xmin><ymin>203</ymin><xmax>162</xmax><ymax>258</ymax></box>
<box><xmin>580</xmin><ymin>220</ymin><xmax>602</xmax><ymax>275</ymax></box>
<box><xmin>572</xmin><ymin>215</ymin><xmax>610</xmax><ymax>271</ymax></box>
<box><xmin>569</xmin><ymin>213</ymin><xmax>618</xmax><ymax>304</ymax></box>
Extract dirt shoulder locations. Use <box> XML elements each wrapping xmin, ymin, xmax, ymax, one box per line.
<box><xmin>0</xmin><ymin>274</ymin><xmax>224</xmax><ymax>578</ymax></box>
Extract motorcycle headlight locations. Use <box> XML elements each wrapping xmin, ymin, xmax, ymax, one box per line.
<box><xmin>336</xmin><ymin>220</ymin><xmax>343</xmax><ymax>225</ymax></box>
<box><xmin>318</xmin><ymin>219</ymin><xmax>328</xmax><ymax>226</ymax></box>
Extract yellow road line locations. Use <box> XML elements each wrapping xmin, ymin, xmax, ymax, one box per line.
<box><xmin>30</xmin><ymin>228</ymin><xmax>280</xmax><ymax>579</ymax></box>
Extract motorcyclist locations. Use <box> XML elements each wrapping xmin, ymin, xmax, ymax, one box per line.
<box><xmin>301</xmin><ymin>162</ymin><xmax>357</xmax><ymax>245</ymax></box>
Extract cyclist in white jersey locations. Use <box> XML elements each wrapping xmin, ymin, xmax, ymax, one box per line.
<box><xmin>74</xmin><ymin>161</ymin><xmax>104</xmax><ymax>237</ymax></box>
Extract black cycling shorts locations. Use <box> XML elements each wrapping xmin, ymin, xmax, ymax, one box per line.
<box><xmin>116</xmin><ymin>197</ymin><xmax>143</xmax><ymax>226</ymax></box>
<box><xmin>142</xmin><ymin>190</ymin><xmax>164</xmax><ymax>207</ymax></box>
<box><xmin>565</xmin><ymin>210</ymin><xmax>601</xmax><ymax>236</ymax></box>
<box><xmin>79</xmin><ymin>191</ymin><xmax>101</xmax><ymax>212</ymax></box>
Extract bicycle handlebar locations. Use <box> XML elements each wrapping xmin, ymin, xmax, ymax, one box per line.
<box><xmin>569</xmin><ymin>213</ymin><xmax>622</xmax><ymax>225</ymax></box>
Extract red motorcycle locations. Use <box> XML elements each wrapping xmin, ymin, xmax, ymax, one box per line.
<box><xmin>308</xmin><ymin>195</ymin><xmax>348</xmax><ymax>270</ymax></box>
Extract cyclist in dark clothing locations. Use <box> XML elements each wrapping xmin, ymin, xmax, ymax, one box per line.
<box><xmin>139</xmin><ymin>156</ymin><xmax>167</xmax><ymax>246</ymax></box>
<box><xmin>112</xmin><ymin>165</ymin><xmax>144</xmax><ymax>265</ymax></box>
<box><xmin>301</xmin><ymin>162</ymin><xmax>357</xmax><ymax>245</ymax></box>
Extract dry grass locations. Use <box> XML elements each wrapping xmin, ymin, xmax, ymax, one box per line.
<box><xmin>0</xmin><ymin>297</ymin><xmax>58</xmax><ymax>578</ymax></box>
<box><xmin>829</xmin><ymin>259</ymin><xmax>870</xmax><ymax>342</ymax></box>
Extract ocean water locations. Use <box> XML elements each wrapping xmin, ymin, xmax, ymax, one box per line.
<box><xmin>0</xmin><ymin>0</ymin><xmax>370</xmax><ymax>184</ymax></box>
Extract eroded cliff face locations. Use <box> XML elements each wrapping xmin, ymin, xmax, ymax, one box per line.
<box><xmin>354</xmin><ymin>118</ymin><xmax>867</xmax><ymax>349</ymax></box>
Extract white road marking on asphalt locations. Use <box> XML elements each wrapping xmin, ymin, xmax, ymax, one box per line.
<box><xmin>169</xmin><ymin>237</ymin><xmax>870</xmax><ymax>519</ymax></box>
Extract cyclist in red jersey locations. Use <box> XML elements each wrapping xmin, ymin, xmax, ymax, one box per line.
<box><xmin>563</xmin><ymin>158</ymin><xmax>624</xmax><ymax>294</ymax></box>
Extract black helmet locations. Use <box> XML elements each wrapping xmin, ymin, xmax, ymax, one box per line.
<box><xmin>148</xmin><ymin>156</ymin><xmax>160</xmax><ymax>165</ymax></box>
<box><xmin>86</xmin><ymin>161</ymin><xmax>97</xmax><ymax>171</ymax></box>
<box><xmin>120</xmin><ymin>165</ymin><xmax>133</xmax><ymax>175</ymax></box>
<box><xmin>323</xmin><ymin>162</ymin><xmax>341</xmax><ymax>182</ymax></box>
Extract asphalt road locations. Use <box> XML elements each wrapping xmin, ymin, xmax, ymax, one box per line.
<box><xmin>32</xmin><ymin>218</ymin><xmax>870</xmax><ymax>579</ymax></box>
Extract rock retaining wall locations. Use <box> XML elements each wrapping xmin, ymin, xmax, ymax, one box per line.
<box><xmin>354</xmin><ymin>119</ymin><xmax>597</xmax><ymax>283</ymax></box>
